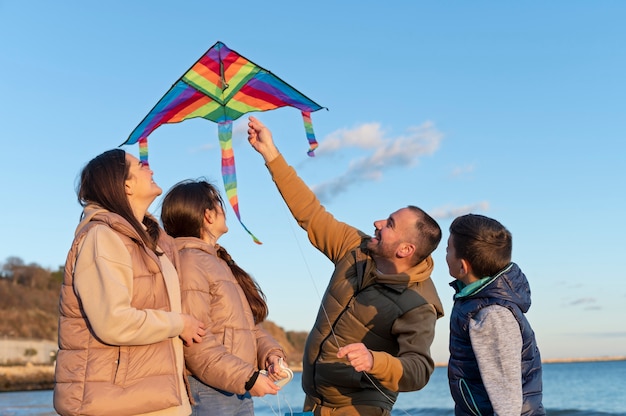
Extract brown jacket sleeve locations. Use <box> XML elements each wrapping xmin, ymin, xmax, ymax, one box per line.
<box><xmin>369</xmin><ymin>303</ymin><xmax>438</xmax><ymax>391</ymax></box>
<box><xmin>180</xmin><ymin>248</ymin><xmax>256</xmax><ymax>394</ymax></box>
<box><xmin>266</xmin><ymin>154</ymin><xmax>366</xmax><ymax>262</ymax></box>
<box><xmin>254</xmin><ymin>325</ymin><xmax>286</xmax><ymax>368</ymax></box>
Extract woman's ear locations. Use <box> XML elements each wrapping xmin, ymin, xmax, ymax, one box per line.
<box><xmin>124</xmin><ymin>179</ymin><xmax>133</xmax><ymax>196</ymax></box>
<box><xmin>204</xmin><ymin>208</ymin><xmax>215</xmax><ymax>224</ymax></box>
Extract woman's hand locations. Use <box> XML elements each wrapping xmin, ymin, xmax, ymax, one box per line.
<box><xmin>179</xmin><ymin>314</ymin><xmax>206</xmax><ymax>346</ymax></box>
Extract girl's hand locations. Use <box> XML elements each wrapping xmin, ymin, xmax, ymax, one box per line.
<box><xmin>266</xmin><ymin>355</ymin><xmax>290</xmax><ymax>382</ymax></box>
<box><xmin>248</xmin><ymin>372</ymin><xmax>280</xmax><ymax>397</ymax></box>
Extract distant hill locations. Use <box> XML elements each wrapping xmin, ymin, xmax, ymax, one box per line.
<box><xmin>0</xmin><ymin>276</ymin><xmax>60</xmax><ymax>341</ymax></box>
<box><xmin>259</xmin><ymin>320</ymin><xmax>308</xmax><ymax>368</ymax></box>
<box><xmin>0</xmin><ymin>265</ymin><xmax>307</xmax><ymax>367</ymax></box>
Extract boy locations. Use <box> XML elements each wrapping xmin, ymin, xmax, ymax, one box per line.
<box><xmin>446</xmin><ymin>214</ymin><xmax>544</xmax><ymax>415</ymax></box>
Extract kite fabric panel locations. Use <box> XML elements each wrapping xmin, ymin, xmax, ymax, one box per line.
<box><xmin>122</xmin><ymin>41</ymin><xmax>326</xmax><ymax>244</ymax></box>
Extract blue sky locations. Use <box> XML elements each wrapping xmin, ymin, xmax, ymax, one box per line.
<box><xmin>1</xmin><ymin>1</ymin><xmax>624</xmax><ymax>364</ymax></box>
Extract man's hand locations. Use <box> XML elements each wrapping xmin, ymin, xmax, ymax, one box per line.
<box><xmin>247</xmin><ymin>116</ymin><xmax>280</xmax><ymax>163</ymax></box>
<box><xmin>337</xmin><ymin>343</ymin><xmax>374</xmax><ymax>372</ymax></box>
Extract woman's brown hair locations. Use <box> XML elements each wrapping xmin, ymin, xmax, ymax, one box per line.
<box><xmin>77</xmin><ymin>149</ymin><xmax>161</xmax><ymax>254</ymax></box>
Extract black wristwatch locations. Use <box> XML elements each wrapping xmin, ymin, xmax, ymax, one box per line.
<box><xmin>245</xmin><ymin>371</ymin><xmax>260</xmax><ymax>391</ymax></box>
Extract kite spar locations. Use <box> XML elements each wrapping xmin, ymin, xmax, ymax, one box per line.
<box><xmin>122</xmin><ymin>41</ymin><xmax>326</xmax><ymax>244</ymax></box>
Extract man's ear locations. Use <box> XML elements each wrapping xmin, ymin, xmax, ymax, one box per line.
<box><xmin>397</xmin><ymin>242</ymin><xmax>416</xmax><ymax>259</ymax></box>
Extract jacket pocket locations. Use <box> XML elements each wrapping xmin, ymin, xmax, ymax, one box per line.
<box><xmin>113</xmin><ymin>346</ymin><xmax>129</xmax><ymax>386</ymax></box>
<box><xmin>222</xmin><ymin>327</ymin><xmax>234</xmax><ymax>353</ymax></box>
<box><xmin>459</xmin><ymin>379</ymin><xmax>482</xmax><ymax>416</ymax></box>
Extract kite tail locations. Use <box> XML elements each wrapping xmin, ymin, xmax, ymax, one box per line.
<box><xmin>218</xmin><ymin>121</ymin><xmax>262</xmax><ymax>245</ymax></box>
<box><xmin>138</xmin><ymin>138</ymin><xmax>150</xmax><ymax>165</ymax></box>
<box><xmin>302</xmin><ymin>111</ymin><xmax>318</xmax><ymax>157</ymax></box>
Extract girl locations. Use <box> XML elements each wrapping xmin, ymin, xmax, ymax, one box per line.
<box><xmin>161</xmin><ymin>179</ymin><xmax>289</xmax><ymax>416</ymax></box>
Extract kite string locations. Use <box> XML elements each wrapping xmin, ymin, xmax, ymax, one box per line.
<box><xmin>280</xmin><ymin>202</ymin><xmax>339</xmax><ymax>348</ymax></box>
<box><xmin>257</xmin><ymin>390</ymin><xmax>296</xmax><ymax>416</ymax></box>
<box><xmin>279</xmin><ymin>203</ymin><xmax>415</xmax><ymax>416</ymax></box>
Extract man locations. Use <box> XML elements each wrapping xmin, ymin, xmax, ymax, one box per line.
<box><xmin>247</xmin><ymin>116</ymin><xmax>444</xmax><ymax>416</ymax></box>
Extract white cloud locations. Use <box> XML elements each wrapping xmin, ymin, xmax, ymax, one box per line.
<box><xmin>191</xmin><ymin>121</ymin><xmax>249</xmax><ymax>154</ymax></box>
<box><xmin>312</xmin><ymin>121</ymin><xmax>443</xmax><ymax>202</ymax></box>
<box><xmin>429</xmin><ymin>201</ymin><xmax>491</xmax><ymax>220</ymax></box>
<box><xmin>449</xmin><ymin>164</ymin><xmax>476</xmax><ymax>178</ymax></box>
<box><xmin>195</xmin><ymin>143</ymin><xmax>216</xmax><ymax>152</ymax></box>
<box><xmin>315</xmin><ymin>123</ymin><xmax>386</xmax><ymax>154</ymax></box>
<box><xmin>232</xmin><ymin>121</ymin><xmax>249</xmax><ymax>139</ymax></box>
<box><xmin>569</xmin><ymin>297</ymin><xmax>597</xmax><ymax>306</ymax></box>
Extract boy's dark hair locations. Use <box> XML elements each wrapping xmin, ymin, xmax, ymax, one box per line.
<box><xmin>449</xmin><ymin>214</ymin><xmax>512</xmax><ymax>278</ymax></box>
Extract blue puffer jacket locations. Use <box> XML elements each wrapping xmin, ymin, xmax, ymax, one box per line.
<box><xmin>448</xmin><ymin>263</ymin><xmax>544</xmax><ymax>416</ymax></box>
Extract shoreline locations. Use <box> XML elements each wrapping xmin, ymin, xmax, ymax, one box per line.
<box><xmin>436</xmin><ymin>355</ymin><xmax>626</xmax><ymax>368</ymax></box>
<box><xmin>2</xmin><ymin>356</ymin><xmax>625</xmax><ymax>392</ymax></box>
<box><xmin>0</xmin><ymin>363</ymin><xmax>55</xmax><ymax>392</ymax></box>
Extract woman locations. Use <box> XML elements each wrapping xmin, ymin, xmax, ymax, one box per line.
<box><xmin>161</xmin><ymin>179</ymin><xmax>290</xmax><ymax>416</ymax></box>
<box><xmin>54</xmin><ymin>149</ymin><xmax>206</xmax><ymax>416</ymax></box>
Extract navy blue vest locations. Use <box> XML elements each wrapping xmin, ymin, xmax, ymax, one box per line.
<box><xmin>448</xmin><ymin>263</ymin><xmax>544</xmax><ymax>415</ymax></box>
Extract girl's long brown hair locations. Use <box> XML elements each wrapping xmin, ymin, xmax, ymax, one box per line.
<box><xmin>161</xmin><ymin>179</ymin><xmax>268</xmax><ymax>323</ymax></box>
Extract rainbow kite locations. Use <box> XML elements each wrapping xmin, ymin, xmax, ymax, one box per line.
<box><xmin>122</xmin><ymin>41</ymin><xmax>325</xmax><ymax>244</ymax></box>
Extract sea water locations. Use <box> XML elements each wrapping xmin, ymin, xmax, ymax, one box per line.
<box><xmin>1</xmin><ymin>360</ymin><xmax>624</xmax><ymax>415</ymax></box>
